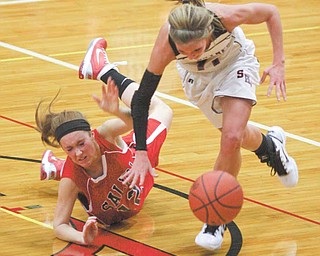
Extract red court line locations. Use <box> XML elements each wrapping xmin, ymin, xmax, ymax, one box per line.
<box><xmin>155</xmin><ymin>167</ymin><xmax>194</xmax><ymax>182</ymax></box>
<box><xmin>155</xmin><ymin>167</ymin><xmax>320</xmax><ymax>226</ymax></box>
<box><xmin>1</xmin><ymin>114</ymin><xmax>319</xmax><ymax>226</ymax></box>
<box><xmin>244</xmin><ymin>197</ymin><xmax>320</xmax><ymax>225</ymax></box>
<box><xmin>56</xmin><ymin>217</ymin><xmax>173</xmax><ymax>256</ymax></box>
<box><xmin>0</xmin><ymin>115</ymin><xmax>36</xmax><ymax>129</ymax></box>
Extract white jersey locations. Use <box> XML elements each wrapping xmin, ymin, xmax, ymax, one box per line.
<box><xmin>171</xmin><ymin>26</ymin><xmax>260</xmax><ymax>129</ymax></box>
<box><xmin>170</xmin><ymin>27</ymin><xmax>247</xmax><ymax>73</ymax></box>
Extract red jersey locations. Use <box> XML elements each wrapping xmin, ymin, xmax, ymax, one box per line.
<box><xmin>61</xmin><ymin>119</ymin><xmax>167</xmax><ymax>226</ymax></box>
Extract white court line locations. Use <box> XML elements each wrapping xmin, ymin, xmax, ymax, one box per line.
<box><xmin>0</xmin><ymin>0</ymin><xmax>45</xmax><ymax>5</ymax></box>
<box><xmin>1</xmin><ymin>40</ymin><xmax>319</xmax><ymax>147</ymax></box>
<box><xmin>0</xmin><ymin>41</ymin><xmax>78</xmax><ymax>70</ymax></box>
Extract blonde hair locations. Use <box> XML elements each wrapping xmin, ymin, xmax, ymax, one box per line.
<box><xmin>168</xmin><ymin>1</ymin><xmax>225</xmax><ymax>44</ymax></box>
<box><xmin>170</xmin><ymin>0</ymin><xmax>205</xmax><ymax>7</ymax></box>
<box><xmin>35</xmin><ymin>93</ymin><xmax>89</xmax><ymax>148</ymax></box>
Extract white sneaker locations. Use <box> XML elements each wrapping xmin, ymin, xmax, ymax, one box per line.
<box><xmin>40</xmin><ymin>150</ymin><xmax>64</xmax><ymax>181</ymax></box>
<box><xmin>195</xmin><ymin>224</ymin><xmax>227</xmax><ymax>251</ymax></box>
<box><xmin>266</xmin><ymin>126</ymin><xmax>299</xmax><ymax>187</ymax></box>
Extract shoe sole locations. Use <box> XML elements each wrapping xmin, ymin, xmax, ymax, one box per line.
<box><xmin>278</xmin><ymin>156</ymin><xmax>298</xmax><ymax>187</ymax></box>
<box><xmin>195</xmin><ymin>237</ymin><xmax>223</xmax><ymax>251</ymax></box>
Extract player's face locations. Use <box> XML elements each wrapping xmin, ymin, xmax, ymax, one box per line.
<box><xmin>175</xmin><ymin>38</ymin><xmax>209</xmax><ymax>60</ymax></box>
<box><xmin>60</xmin><ymin>131</ymin><xmax>100</xmax><ymax>168</ymax></box>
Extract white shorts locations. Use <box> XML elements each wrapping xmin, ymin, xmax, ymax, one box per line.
<box><xmin>177</xmin><ymin>40</ymin><xmax>260</xmax><ymax>129</ymax></box>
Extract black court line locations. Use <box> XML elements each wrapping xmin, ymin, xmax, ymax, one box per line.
<box><xmin>0</xmin><ymin>155</ymin><xmax>41</xmax><ymax>163</ymax></box>
<box><xmin>1</xmin><ymin>115</ymin><xmax>320</xmax><ymax>226</ymax></box>
<box><xmin>1</xmin><ymin>155</ymin><xmax>243</xmax><ymax>255</ymax></box>
<box><xmin>153</xmin><ymin>183</ymin><xmax>242</xmax><ymax>255</ymax></box>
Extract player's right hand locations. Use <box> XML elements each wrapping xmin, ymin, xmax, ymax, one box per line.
<box><xmin>122</xmin><ymin>150</ymin><xmax>153</xmax><ymax>188</ymax></box>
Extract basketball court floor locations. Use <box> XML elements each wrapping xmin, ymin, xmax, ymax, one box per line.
<box><xmin>0</xmin><ymin>0</ymin><xmax>319</xmax><ymax>255</ymax></box>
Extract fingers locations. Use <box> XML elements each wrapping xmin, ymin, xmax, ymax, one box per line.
<box><xmin>121</xmin><ymin>153</ymin><xmax>152</xmax><ymax>188</ymax></box>
<box><xmin>267</xmin><ymin>82</ymin><xmax>273</xmax><ymax>97</ymax></box>
<box><xmin>138</xmin><ymin>173</ymin><xmax>145</xmax><ymax>187</ymax></box>
<box><xmin>122</xmin><ymin>171</ymin><xmax>141</xmax><ymax>189</ymax></box>
<box><xmin>264</xmin><ymin>71</ymin><xmax>286</xmax><ymax>101</ymax></box>
<box><xmin>121</xmin><ymin>170</ymin><xmax>134</xmax><ymax>185</ymax></box>
<box><xmin>83</xmin><ymin>216</ymin><xmax>98</xmax><ymax>234</ymax></box>
<box><xmin>107</xmin><ymin>76</ymin><xmax>113</xmax><ymax>85</ymax></box>
<box><xmin>85</xmin><ymin>216</ymin><xmax>98</xmax><ymax>227</ymax></box>
<box><xmin>92</xmin><ymin>94</ymin><xmax>101</xmax><ymax>105</ymax></box>
<box><xmin>92</xmin><ymin>84</ymin><xmax>106</xmax><ymax>106</ymax></box>
<box><xmin>268</xmin><ymin>81</ymin><xmax>287</xmax><ymax>101</ymax></box>
<box><xmin>150</xmin><ymin>168</ymin><xmax>158</xmax><ymax>177</ymax></box>
<box><xmin>262</xmin><ymin>64</ymin><xmax>287</xmax><ymax>101</ymax></box>
<box><xmin>275</xmin><ymin>82</ymin><xmax>281</xmax><ymax>101</ymax></box>
<box><xmin>106</xmin><ymin>77</ymin><xmax>119</xmax><ymax>99</ymax></box>
<box><xmin>102</xmin><ymin>82</ymin><xmax>107</xmax><ymax>92</ymax></box>
<box><xmin>83</xmin><ymin>216</ymin><xmax>98</xmax><ymax>245</ymax></box>
<box><xmin>88</xmin><ymin>216</ymin><xmax>97</xmax><ymax>221</ymax></box>
<box><xmin>281</xmin><ymin>81</ymin><xmax>287</xmax><ymax>101</ymax></box>
<box><xmin>131</xmin><ymin>174</ymin><xmax>140</xmax><ymax>188</ymax></box>
<box><xmin>121</xmin><ymin>170</ymin><xmax>148</xmax><ymax>188</ymax></box>
<box><xmin>260</xmin><ymin>71</ymin><xmax>267</xmax><ymax>84</ymax></box>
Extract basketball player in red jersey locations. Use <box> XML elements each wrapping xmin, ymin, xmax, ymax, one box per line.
<box><xmin>77</xmin><ymin>0</ymin><xmax>299</xmax><ymax>251</ymax></box>
<box><xmin>36</xmin><ymin>75</ymin><xmax>172</xmax><ymax>244</ymax></box>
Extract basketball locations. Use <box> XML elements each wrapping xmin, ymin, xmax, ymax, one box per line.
<box><xmin>188</xmin><ymin>170</ymin><xmax>244</xmax><ymax>226</ymax></box>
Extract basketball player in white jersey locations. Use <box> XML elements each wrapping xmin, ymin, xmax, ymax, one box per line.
<box><xmin>78</xmin><ymin>0</ymin><xmax>299</xmax><ymax>251</ymax></box>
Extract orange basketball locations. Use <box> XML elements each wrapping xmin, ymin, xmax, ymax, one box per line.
<box><xmin>189</xmin><ymin>170</ymin><xmax>243</xmax><ymax>226</ymax></box>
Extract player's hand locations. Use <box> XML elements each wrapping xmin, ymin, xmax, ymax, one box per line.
<box><xmin>121</xmin><ymin>151</ymin><xmax>154</xmax><ymax>188</ymax></box>
<box><xmin>82</xmin><ymin>216</ymin><xmax>99</xmax><ymax>245</ymax></box>
<box><xmin>92</xmin><ymin>77</ymin><xmax>119</xmax><ymax>114</ymax></box>
<box><xmin>260</xmin><ymin>62</ymin><xmax>287</xmax><ymax>101</ymax></box>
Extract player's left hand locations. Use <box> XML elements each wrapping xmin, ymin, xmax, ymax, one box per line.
<box><xmin>82</xmin><ymin>216</ymin><xmax>99</xmax><ymax>245</ymax></box>
<box><xmin>93</xmin><ymin>77</ymin><xmax>119</xmax><ymax>114</ymax></box>
<box><xmin>260</xmin><ymin>62</ymin><xmax>286</xmax><ymax>101</ymax></box>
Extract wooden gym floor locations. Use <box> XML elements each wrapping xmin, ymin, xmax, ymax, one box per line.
<box><xmin>0</xmin><ymin>0</ymin><xmax>319</xmax><ymax>255</ymax></box>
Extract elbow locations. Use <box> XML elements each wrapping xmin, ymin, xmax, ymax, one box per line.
<box><xmin>267</xmin><ymin>4</ymin><xmax>280</xmax><ymax>18</ymax></box>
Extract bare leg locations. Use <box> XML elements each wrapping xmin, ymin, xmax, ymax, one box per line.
<box><xmin>241</xmin><ymin>123</ymin><xmax>263</xmax><ymax>151</ymax></box>
<box><xmin>214</xmin><ymin>97</ymin><xmax>261</xmax><ymax>177</ymax></box>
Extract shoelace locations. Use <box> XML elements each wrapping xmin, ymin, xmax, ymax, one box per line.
<box><xmin>113</xmin><ymin>61</ymin><xmax>128</xmax><ymax>66</ymax></box>
<box><xmin>259</xmin><ymin>150</ymin><xmax>287</xmax><ymax>176</ymax></box>
<box><xmin>204</xmin><ymin>225</ymin><xmax>225</xmax><ymax>235</ymax></box>
<box><xmin>267</xmin><ymin>151</ymin><xmax>278</xmax><ymax>176</ymax></box>
<box><xmin>99</xmin><ymin>49</ymin><xmax>127</xmax><ymax>67</ymax></box>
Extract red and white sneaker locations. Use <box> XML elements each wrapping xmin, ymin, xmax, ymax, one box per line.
<box><xmin>79</xmin><ymin>38</ymin><xmax>118</xmax><ymax>80</ymax></box>
<box><xmin>40</xmin><ymin>150</ymin><xmax>64</xmax><ymax>181</ymax></box>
